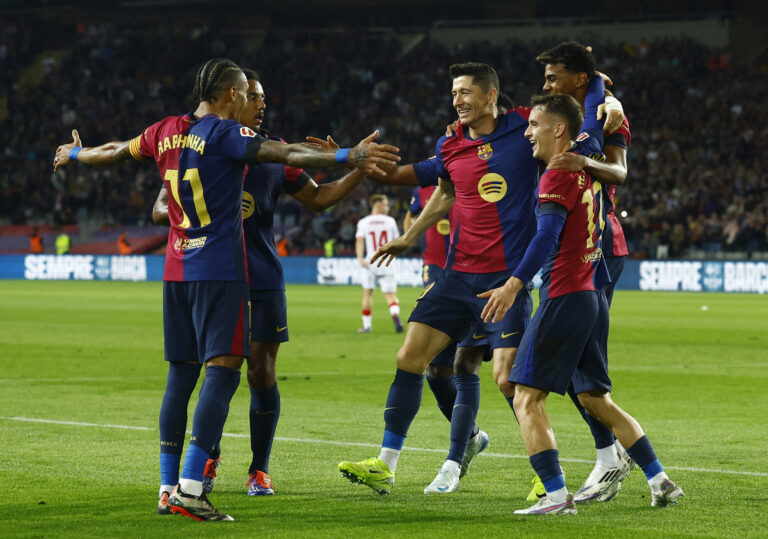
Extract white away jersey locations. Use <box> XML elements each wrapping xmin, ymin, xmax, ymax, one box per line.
<box><xmin>356</xmin><ymin>214</ymin><xmax>400</xmax><ymax>260</ymax></box>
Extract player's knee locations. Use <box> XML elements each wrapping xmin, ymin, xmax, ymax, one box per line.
<box><xmin>426</xmin><ymin>364</ymin><xmax>452</xmax><ymax>379</ymax></box>
<box><xmin>453</xmin><ymin>347</ymin><xmax>484</xmax><ymax>375</ymax></box>
<box><xmin>496</xmin><ymin>378</ymin><xmax>515</xmax><ymax>397</ymax></box>
<box><xmin>577</xmin><ymin>391</ymin><xmax>610</xmax><ymax>420</ymax></box>
<box><xmin>396</xmin><ymin>345</ymin><xmax>426</xmax><ymax>374</ymax></box>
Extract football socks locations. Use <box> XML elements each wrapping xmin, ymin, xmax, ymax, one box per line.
<box><xmin>159</xmin><ymin>362</ymin><xmax>201</xmax><ymax>487</ymax></box>
<box><xmin>447</xmin><ymin>373</ymin><xmax>480</xmax><ymax>464</ymax></box>
<box><xmin>249</xmin><ymin>383</ymin><xmax>280</xmax><ymax>474</ymax></box>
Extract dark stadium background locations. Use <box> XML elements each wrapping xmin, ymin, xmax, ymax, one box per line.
<box><xmin>1</xmin><ymin>0</ymin><xmax>766</xmax><ymax>259</ymax></box>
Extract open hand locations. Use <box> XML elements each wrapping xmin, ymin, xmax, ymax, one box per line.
<box><xmin>305</xmin><ymin>135</ymin><xmax>340</xmax><ymax>150</ymax></box>
<box><xmin>54</xmin><ymin>129</ymin><xmax>82</xmax><ymax>171</ymax></box>
<box><xmin>478</xmin><ymin>277</ymin><xmax>523</xmax><ymax>323</ymax></box>
<box><xmin>370</xmin><ymin>236</ymin><xmax>414</xmax><ymax>267</ymax></box>
<box><xmin>348</xmin><ymin>130</ymin><xmax>400</xmax><ymax>176</ymax></box>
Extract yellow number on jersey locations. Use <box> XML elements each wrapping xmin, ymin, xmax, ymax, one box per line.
<box><xmin>164</xmin><ymin>168</ymin><xmax>211</xmax><ymax>229</ymax></box>
<box><xmin>581</xmin><ymin>181</ymin><xmax>605</xmax><ymax>249</ymax></box>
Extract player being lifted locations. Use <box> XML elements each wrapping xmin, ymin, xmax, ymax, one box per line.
<box><xmin>151</xmin><ymin>68</ymin><xmax>371</xmax><ymax>498</ymax></box>
<box><xmin>480</xmin><ymin>93</ymin><xmax>683</xmax><ymax>514</ymax></box>
<box><xmin>355</xmin><ymin>194</ymin><xmax>403</xmax><ymax>333</ymax></box>
<box><xmin>54</xmin><ymin>58</ymin><xmax>400</xmax><ymax>521</ymax></box>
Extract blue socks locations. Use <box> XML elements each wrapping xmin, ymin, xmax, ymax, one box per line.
<box><xmin>426</xmin><ymin>373</ymin><xmax>457</xmax><ymax>422</ymax></box>
<box><xmin>567</xmin><ymin>385</ymin><xmax>615</xmax><ymax>449</ymax></box>
<box><xmin>626</xmin><ymin>435</ymin><xmax>664</xmax><ymax>480</ymax></box>
<box><xmin>249</xmin><ymin>383</ymin><xmax>281</xmax><ymax>474</ymax></box>
<box><xmin>382</xmin><ymin>369</ymin><xmax>424</xmax><ymax>447</ymax></box>
<box><xmin>530</xmin><ymin>449</ymin><xmax>565</xmax><ymax>492</ymax></box>
<box><xmin>159</xmin><ymin>361</ymin><xmax>201</xmax><ymax>486</ymax></box>
<box><xmin>181</xmin><ymin>365</ymin><xmax>241</xmax><ymax>481</ymax></box>
<box><xmin>447</xmin><ymin>374</ymin><xmax>480</xmax><ymax>463</ymax></box>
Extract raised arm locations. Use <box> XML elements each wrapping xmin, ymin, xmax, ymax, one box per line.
<box><xmin>152</xmin><ymin>188</ymin><xmax>170</xmax><ymax>226</ymax></box>
<box><xmin>54</xmin><ymin>130</ymin><xmax>132</xmax><ymax>171</ymax></box>
<box><xmin>292</xmin><ymin>169</ymin><xmax>367</xmax><ymax>212</ymax></box>
<box><xmin>370</xmin><ymin>177</ymin><xmax>455</xmax><ymax>267</ymax></box>
<box><xmin>548</xmin><ymin>143</ymin><xmax>627</xmax><ymax>186</ymax></box>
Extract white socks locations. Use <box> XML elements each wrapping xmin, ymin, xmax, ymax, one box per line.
<box><xmin>362</xmin><ymin>314</ymin><xmax>372</xmax><ymax>329</ymax></box>
<box><xmin>179</xmin><ymin>478</ymin><xmax>203</xmax><ymax>497</ymax></box>
<box><xmin>596</xmin><ymin>444</ymin><xmax>621</xmax><ymax>468</ymax></box>
<box><xmin>378</xmin><ymin>447</ymin><xmax>400</xmax><ymax>472</ymax></box>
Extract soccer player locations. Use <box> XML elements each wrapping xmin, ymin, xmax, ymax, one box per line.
<box><xmin>355</xmin><ymin>194</ymin><xmax>403</xmax><ymax>333</ymax></box>
<box><xmin>525</xmin><ymin>41</ymin><xmax>634</xmax><ymax>503</ymax></box>
<box><xmin>151</xmin><ymin>68</ymin><xmax>371</xmax><ymax>498</ymax></box>
<box><xmin>53</xmin><ymin>58</ymin><xmax>400</xmax><ymax>521</ymax></box>
<box><xmin>337</xmin><ymin>62</ymin><xmax>543</xmax><ymax>495</ymax></box>
<box><xmin>481</xmin><ymin>93</ymin><xmax>683</xmax><ymax>514</ymax></box>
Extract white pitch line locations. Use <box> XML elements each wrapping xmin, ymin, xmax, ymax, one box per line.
<box><xmin>2</xmin><ymin>415</ymin><xmax>766</xmax><ymax>478</ymax></box>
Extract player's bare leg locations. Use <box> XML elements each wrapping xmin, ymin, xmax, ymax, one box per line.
<box><xmin>577</xmin><ymin>391</ymin><xmax>684</xmax><ymax>506</ymax></box>
<box><xmin>384</xmin><ymin>292</ymin><xmax>403</xmax><ymax>332</ymax></box>
<box><xmin>359</xmin><ymin>289</ymin><xmax>374</xmax><ymax>333</ymax></box>
<box><xmin>244</xmin><ymin>342</ymin><xmax>280</xmax><ymax>496</ymax></box>
<box><xmin>339</xmin><ymin>323</ymin><xmax>452</xmax><ymax>494</ymax></box>
<box><xmin>491</xmin><ymin>347</ymin><xmax>517</xmax><ymax>399</ymax></box>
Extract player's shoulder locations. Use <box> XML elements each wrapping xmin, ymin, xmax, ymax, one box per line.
<box><xmin>540</xmin><ymin>168</ymin><xmax>581</xmax><ymax>187</ymax></box>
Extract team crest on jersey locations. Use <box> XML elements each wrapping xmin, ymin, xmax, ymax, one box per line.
<box><xmin>477</xmin><ymin>143</ymin><xmax>493</xmax><ymax>160</ymax></box>
<box><xmin>240</xmin><ymin>126</ymin><xmax>257</xmax><ymax>138</ymax></box>
<box><xmin>478</xmin><ymin>173</ymin><xmax>507</xmax><ymax>203</ymax></box>
<box><xmin>242</xmin><ymin>191</ymin><xmax>256</xmax><ymax>219</ymax></box>
<box><xmin>576</xmin><ymin>132</ymin><xmax>590</xmax><ymax>142</ymax></box>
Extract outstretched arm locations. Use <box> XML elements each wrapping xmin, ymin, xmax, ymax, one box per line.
<box><xmin>253</xmin><ymin>130</ymin><xmax>400</xmax><ymax>175</ymax></box>
<box><xmin>370</xmin><ymin>177</ymin><xmax>455</xmax><ymax>267</ymax></box>
<box><xmin>292</xmin><ymin>169</ymin><xmax>367</xmax><ymax>212</ymax></box>
<box><xmin>54</xmin><ymin>130</ymin><xmax>132</xmax><ymax>171</ymax></box>
<box><xmin>152</xmin><ymin>188</ymin><xmax>170</xmax><ymax>226</ymax></box>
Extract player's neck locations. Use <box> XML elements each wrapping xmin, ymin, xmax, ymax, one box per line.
<box><xmin>193</xmin><ymin>102</ymin><xmax>238</xmax><ymax>121</ymax></box>
<box><xmin>571</xmin><ymin>88</ymin><xmax>587</xmax><ymax>113</ymax></box>
<box><xmin>544</xmin><ymin>140</ymin><xmax>575</xmax><ymax>166</ymax></box>
<box><xmin>466</xmin><ymin>111</ymin><xmax>498</xmax><ymax>139</ymax></box>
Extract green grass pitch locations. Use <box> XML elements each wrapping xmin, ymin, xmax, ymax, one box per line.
<box><xmin>1</xmin><ymin>280</ymin><xmax>766</xmax><ymax>537</ymax></box>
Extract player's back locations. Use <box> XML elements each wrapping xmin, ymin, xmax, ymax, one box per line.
<box><xmin>435</xmin><ymin>109</ymin><xmax>539</xmax><ymax>274</ymax></box>
<box><xmin>409</xmin><ymin>186</ymin><xmax>452</xmax><ymax>268</ymax></box>
<box><xmin>537</xmin><ymin>168</ymin><xmax>609</xmax><ymax>301</ymax></box>
<box><xmin>131</xmin><ymin>113</ymin><xmax>251</xmax><ymax>282</ymax></box>
<box><xmin>356</xmin><ymin>214</ymin><xmax>399</xmax><ymax>260</ymax></box>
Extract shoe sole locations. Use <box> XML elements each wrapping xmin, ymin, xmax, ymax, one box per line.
<box><xmin>339</xmin><ymin>469</ymin><xmax>391</xmax><ymax>495</ymax></box>
<box><xmin>170</xmin><ymin>505</ymin><xmax>206</xmax><ymax>522</ymax></box>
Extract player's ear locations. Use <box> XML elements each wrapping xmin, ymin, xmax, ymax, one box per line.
<box><xmin>575</xmin><ymin>72</ymin><xmax>588</xmax><ymax>89</ymax></box>
<box><xmin>488</xmin><ymin>87</ymin><xmax>498</xmax><ymax>105</ymax></box>
<box><xmin>555</xmin><ymin>121</ymin><xmax>567</xmax><ymax>138</ymax></box>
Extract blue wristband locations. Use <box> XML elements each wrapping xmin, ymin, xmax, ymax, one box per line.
<box><xmin>68</xmin><ymin>147</ymin><xmax>82</xmax><ymax>161</ymax></box>
<box><xmin>335</xmin><ymin>148</ymin><xmax>351</xmax><ymax>164</ymax></box>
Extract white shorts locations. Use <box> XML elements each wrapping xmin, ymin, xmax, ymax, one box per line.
<box><xmin>361</xmin><ymin>266</ymin><xmax>397</xmax><ymax>293</ymax></box>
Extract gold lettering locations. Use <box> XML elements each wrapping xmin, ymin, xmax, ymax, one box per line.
<box><xmin>163</xmin><ymin>137</ymin><xmax>171</xmax><ymax>152</ymax></box>
<box><xmin>197</xmin><ymin>140</ymin><xmax>205</xmax><ymax>155</ymax></box>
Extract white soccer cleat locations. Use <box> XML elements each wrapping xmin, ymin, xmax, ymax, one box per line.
<box><xmin>651</xmin><ymin>479</ymin><xmax>685</xmax><ymax>507</ymax></box>
<box><xmin>424</xmin><ymin>461</ymin><xmax>461</xmax><ymax>494</ymax></box>
<box><xmin>615</xmin><ymin>440</ymin><xmax>636</xmax><ymax>471</ymax></box>
<box><xmin>574</xmin><ymin>459</ymin><xmax>631</xmax><ymax>503</ymax></box>
<box><xmin>460</xmin><ymin>430</ymin><xmax>490</xmax><ymax>478</ymax></box>
<box><xmin>514</xmin><ymin>493</ymin><xmax>577</xmax><ymax>515</ymax></box>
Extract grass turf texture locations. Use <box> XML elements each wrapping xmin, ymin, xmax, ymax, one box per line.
<box><xmin>1</xmin><ymin>280</ymin><xmax>766</xmax><ymax>537</ymax></box>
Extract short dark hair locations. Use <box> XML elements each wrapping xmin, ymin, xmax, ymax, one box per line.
<box><xmin>449</xmin><ymin>62</ymin><xmax>500</xmax><ymax>94</ymax></box>
<box><xmin>242</xmin><ymin>68</ymin><xmax>260</xmax><ymax>82</ymax></box>
<box><xmin>530</xmin><ymin>94</ymin><xmax>584</xmax><ymax>140</ymax></box>
<box><xmin>369</xmin><ymin>194</ymin><xmax>388</xmax><ymax>208</ymax></box>
<box><xmin>192</xmin><ymin>58</ymin><xmax>244</xmax><ymax>103</ymax></box>
<box><xmin>536</xmin><ymin>41</ymin><xmax>596</xmax><ymax>81</ymax></box>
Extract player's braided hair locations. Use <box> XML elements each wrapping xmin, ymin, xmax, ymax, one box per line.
<box><xmin>536</xmin><ymin>41</ymin><xmax>596</xmax><ymax>80</ymax></box>
<box><xmin>192</xmin><ymin>58</ymin><xmax>244</xmax><ymax>103</ymax></box>
<box><xmin>530</xmin><ymin>94</ymin><xmax>584</xmax><ymax>141</ymax></box>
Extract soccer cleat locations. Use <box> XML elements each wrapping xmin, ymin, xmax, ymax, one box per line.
<box><xmin>338</xmin><ymin>457</ymin><xmax>395</xmax><ymax>495</ymax></box>
<box><xmin>651</xmin><ymin>479</ymin><xmax>685</xmax><ymax>507</ymax></box>
<box><xmin>616</xmin><ymin>441</ymin><xmax>636</xmax><ymax>471</ymax></box>
<box><xmin>202</xmin><ymin>456</ymin><xmax>221</xmax><ymax>494</ymax></box>
<box><xmin>514</xmin><ymin>493</ymin><xmax>577</xmax><ymax>515</ymax></box>
<box><xmin>574</xmin><ymin>459</ymin><xmax>631</xmax><ymax>503</ymax></box>
<box><xmin>157</xmin><ymin>490</ymin><xmax>172</xmax><ymax>515</ymax></box>
<box><xmin>168</xmin><ymin>486</ymin><xmax>234</xmax><ymax>521</ymax></box>
<box><xmin>460</xmin><ymin>429</ymin><xmax>490</xmax><ymax>478</ymax></box>
<box><xmin>393</xmin><ymin>315</ymin><xmax>404</xmax><ymax>333</ymax></box>
<box><xmin>246</xmin><ymin>471</ymin><xmax>274</xmax><ymax>496</ymax></box>
<box><xmin>526</xmin><ymin>474</ymin><xmax>547</xmax><ymax>502</ymax></box>
<box><xmin>357</xmin><ymin>327</ymin><xmax>372</xmax><ymax>333</ymax></box>
<box><xmin>424</xmin><ymin>461</ymin><xmax>460</xmax><ymax>493</ymax></box>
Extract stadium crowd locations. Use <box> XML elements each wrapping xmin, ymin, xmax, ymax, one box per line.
<box><xmin>1</xmin><ymin>20</ymin><xmax>766</xmax><ymax>257</ymax></box>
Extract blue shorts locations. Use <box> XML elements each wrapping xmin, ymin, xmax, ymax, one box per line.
<box><xmin>510</xmin><ymin>290</ymin><xmax>611</xmax><ymax>396</ymax></box>
<box><xmin>422</xmin><ymin>264</ymin><xmax>444</xmax><ymax>286</ymax></box>
<box><xmin>603</xmin><ymin>255</ymin><xmax>626</xmax><ymax>308</ymax></box>
<box><xmin>409</xmin><ymin>268</ymin><xmax>533</xmax><ymax>351</ymax></box>
<box><xmin>163</xmin><ymin>281</ymin><xmax>250</xmax><ymax>363</ymax></box>
<box><xmin>250</xmin><ymin>289</ymin><xmax>289</xmax><ymax>343</ymax></box>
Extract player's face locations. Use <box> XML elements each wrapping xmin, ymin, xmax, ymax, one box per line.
<box><xmin>542</xmin><ymin>63</ymin><xmax>580</xmax><ymax>96</ymax></box>
<box><xmin>240</xmin><ymin>80</ymin><xmax>266</xmax><ymax>131</ymax></box>
<box><xmin>377</xmin><ymin>199</ymin><xmax>390</xmax><ymax>215</ymax></box>
<box><xmin>525</xmin><ymin>106</ymin><xmax>556</xmax><ymax>162</ymax></box>
<box><xmin>452</xmin><ymin>76</ymin><xmax>495</xmax><ymax>126</ymax></box>
<box><xmin>231</xmin><ymin>72</ymin><xmax>249</xmax><ymax>118</ymax></box>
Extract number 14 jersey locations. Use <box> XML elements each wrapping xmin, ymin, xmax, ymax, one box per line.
<box><xmin>356</xmin><ymin>214</ymin><xmax>400</xmax><ymax>272</ymax></box>
<box><xmin>130</xmin><ymin>113</ymin><xmax>264</xmax><ymax>282</ymax></box>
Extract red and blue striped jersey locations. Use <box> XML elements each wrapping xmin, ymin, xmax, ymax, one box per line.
<box><xmin>432</xmin><ymin>108</ymin><xmax>539</xmax><ymax>274</ymax></box>
<box><xmin>243</xmin><ymin>137</ymin><xmax>309</xmax><ymax>290</ymax></box>
<box><xmin>408</xmin><ymin>184</ymin><xmax>452</xmax><ymax>267</ymax></box>
<box><xmin>603</xmin><ymin>116</ymin><xmax>632</xmax><ymax>257</ymax></box>
<box><xmin>130</xmin><ymin>113</ymin><xmax>263</xmax><ymax>282</ymax></box>
<box><xmin>537</xmin><ymin>168</ymin><xmax>610</xmax><ymax>300</ymax></box>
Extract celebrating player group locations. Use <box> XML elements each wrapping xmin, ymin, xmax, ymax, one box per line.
<box><xmin>53</xmin><ymin>40</ymin><xmax>683</xmax><ymax>522</ymax></box>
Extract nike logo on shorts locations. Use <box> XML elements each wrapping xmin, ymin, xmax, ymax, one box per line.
<box><xmin>501</xmin><ymin>331</ymin><xmax>520</xmax><ymax>338</ymax></box>
<box><xmin>472</xmin><ymin>333</ymin><xmax>486</xmax><ymax>339</ymax></box>
<box><xmin>276</xmin><ymin>326</ymin><xmax>288</xmax><ymax>332</ymax></box>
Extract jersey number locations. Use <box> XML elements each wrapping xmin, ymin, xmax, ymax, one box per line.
<box><xmin>369</xmin><ymin>230</ymin><xmax>389</xmax><ymax>251</ymax></box>
<box><xmin>164</xmin><ymin>168</ymin><xmax>211</xmax><ymax>229</ymax></box>
<box><xmin>581</xmin><ymin>181</ymin><xmax>605</xmax><ymax>249</ymax></box>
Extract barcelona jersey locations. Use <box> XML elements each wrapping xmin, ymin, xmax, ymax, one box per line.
<box><xmin>408</xmin><ymin>184</ymin><xmax>452</xmax><ymax>268</ymax></box>
<box><xmin>242</xmin><ymin>137</ymin><xmax>309</xmax><ymax>290</ymax></box>
<box><xmin>432</xmin><ymin>107</ymin><xmax>540</xmax><ymax>274</ymax></box>
<box><xmin>130</xmin><ymin>113</ymin><xmax>265</xmax><ymax>282</ymax></box>
<box><xmin>602</xmin><ymin>116</ymin><xmax>632</xmax><ymax>257</ymax></box>
<box><xmin>537</xmin><ymin>168</ymin><xmax>610</xmax><ymax>300</ymax></box>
